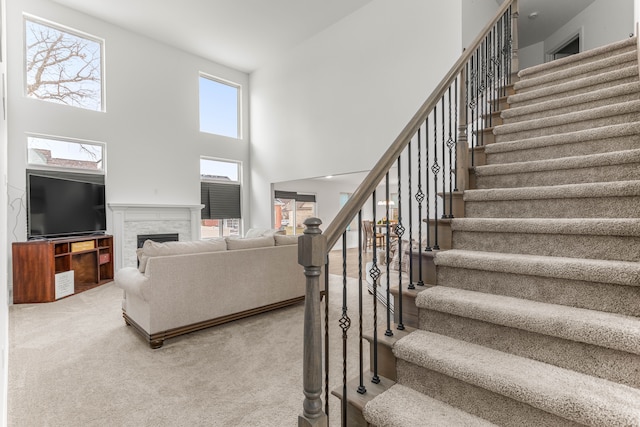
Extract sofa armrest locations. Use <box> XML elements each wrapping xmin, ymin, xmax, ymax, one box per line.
<box><xmin>114</xmin><ymin>267</ymin><xmax>150</xmax><ymax>301</ymax></box>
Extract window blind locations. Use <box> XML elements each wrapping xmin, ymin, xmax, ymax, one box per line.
<box><xmin>274</xmin><ymin>190</ymin><xmax>316</xmax><ymax>202</ymax></box>
<box><xmin>201</xmin><ymin>182</ymin><xmax>241</xmax><ymax>219</ymax></box>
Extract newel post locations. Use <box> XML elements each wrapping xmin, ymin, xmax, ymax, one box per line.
<box><xmin>298</xmin><ymin>218</ymin><xmax>328</xmax><ymax>427</ymax></box>
<box><xmin>511</xmin><ymin>0</ymin><xmax>520</xmax><ymax>74</ymax></box>
<box><xmin>457</xmin><ymin>66</ymin><xmax>470</xmax><ymax>192</ymax></box>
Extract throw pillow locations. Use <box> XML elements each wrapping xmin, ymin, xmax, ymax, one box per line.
<box><xmin>138</xmin><ymin>238</ymin><xmax>227</xmax><ymax>273</ymax></box>
<box><xmin>226</xmin><ymin>235</ymin><xmax>275</xmax><ymax>250</ymax></box>
<box><xmin>274</xmin><ymin>234</ymin><xmax>298</xmax><ymax>245</ymax></box>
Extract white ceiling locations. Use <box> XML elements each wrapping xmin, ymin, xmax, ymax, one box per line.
<box><xmin>51</xmin><ymin>0</ymin><xmax>608</xmax><ymax>74</ymax></box>
<box><xmin>51</xmin><ymin>0</ymin><xmax>604</xmax><ymax>73</ymax></box>
<box><xmin>51</xmin><ymin>0</ymin><xmax>373</xmax><ymax>73</ymax></box>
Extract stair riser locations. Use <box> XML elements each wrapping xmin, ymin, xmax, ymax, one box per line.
<box><xmin>436</xmin><ymin>266</ymin><xmax>640</xmax><ymax>316</ymax></box>
<box><xmin>502</xmin><ymin>92</ymin><xmax>640</xmax><ymax>125</ymax></box>
<box><xmin>520</xmin><ymin>43</ymin><xmax>637</xmax><ymax>80</ymax></box>
<box><xmin>515</xmin><ymin>59</ymin><xmax>638</xmax><ymax>94</ymax></box>
<box><xmin>495</xmin><ymin>111</ymin><xmax>640</xmax><ymax>143</ymax></box>
<box><xmin>396</xmin><ymin>360</ymin><xmax>582</xmax><ymax>427</ymax></box>
<box><xmin>419</xmin><ymin>309</ymin><xmax>640</xmax><ymax>389</ymax></box>
<box><xmin>465</xmin><ymin>196</ymin><xmax>640</xmax><ymax>219</ymax></box>
<box><xmin>486</xmin><ymin>136</ymin><xmax>640</xmax><ymax>164</ymax></box>
<box><xmin>509</xmin><ymin>75</ymin><xmax>639</xmax><ymax>109</ymax></box>
<box><xmin>451</xmin><ymin>231</ymin><xmax>640</xmax><ymax>262</ymax></box>
<box><xmin>476</xmin><ymin>161</ymin><xmax>640</xmax><ymax>189</ymax></box>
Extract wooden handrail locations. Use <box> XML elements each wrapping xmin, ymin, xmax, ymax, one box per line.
<box><xmin>324</xmin><ymin>0</ymin><xmax>517</xmax><ymax>249</ymax></box>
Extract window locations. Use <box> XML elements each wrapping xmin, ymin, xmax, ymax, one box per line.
<box><xmin>274</xmin><ymin>191</ymin><xmax>316</xmax><ymax>236</ymax></box>
<box><xmin>200</xmin><ymin>158</ymin><xmax>241</xmax><ymax>238</ymax></box>
<box><xmin>199</xmin><ymin>74</ymin><xmax>240</xmax><ymax>138</ymax></box>
<box><xmin>27</xmin><ymin>135</ymin><xmax>104</xmax><ymax>173</ymax></box>
<box><xmin>24</xmin><ymin>16</ymin><xmax>103</xmax><ymax>111</ymax></box>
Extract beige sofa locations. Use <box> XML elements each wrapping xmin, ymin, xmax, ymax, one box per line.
<box><xmin>114</xmin><ymin>233</ymin><xmax>303</xmax><ymax>348</ymax></box>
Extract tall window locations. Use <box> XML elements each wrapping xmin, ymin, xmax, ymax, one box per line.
<box><xmin>200</xmin><ymin>158</ymin><xmax>241</xmax><ymax>238</ymax></box>
<box><xmin>27</xmin><ymin>135</ymin><xmax>104</xmax><ymax>173</ymax></box>
<box><xmin>24</xmin><ymin>16</ymin><xmax>103</xmax><ymax>111</ymax></box>
<box><xmin>274</xmin><ymin>191</ymin><xmax>316</xmax><ymax>236</ymax></box>
<box><xmin>199</xmin><ymin>74</ymin><xmax>240</xmax><ymax>138</ymax></box>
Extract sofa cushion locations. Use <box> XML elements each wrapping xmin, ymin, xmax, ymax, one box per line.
<box><xmin>274</xmin><ymin>234</ymin><xmax>298</xmax><ymax>246</ymax></box>
<box><xmin>244</xmin><ymin>228</ymin><xmax>285</xmax><ymax>238</ymax></box>
<box><xmin>226</xmin><ymin>235</ymin><xmax>275</xmax><ymax>250</ymax></box>
<box><xmin>138</xmin><ymin>238</ymin><xmax>227</xmax><ymax>273</ymax></box>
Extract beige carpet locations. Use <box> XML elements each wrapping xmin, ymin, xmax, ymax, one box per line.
<box><xmin>9</xmin><ymin>275</ymin><xmax>385</xmax><ymax>426</ymax></box>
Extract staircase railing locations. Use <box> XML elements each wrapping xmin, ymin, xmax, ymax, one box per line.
<box><xmin>298</xmin><ymin>1</ymin><xmax>518</xmax><ymax>425</ymax></box>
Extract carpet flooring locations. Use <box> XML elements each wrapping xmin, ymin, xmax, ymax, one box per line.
<box><xmin>9</xmin><ymin>275</ymin><xmax>385</xmax><ymax>426</ymax></box>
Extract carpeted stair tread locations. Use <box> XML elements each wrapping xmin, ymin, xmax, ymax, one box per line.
<box><xmin>450</xmin><ymin>217</ymin><xmax>640</xmax><ymax>237</ymax></box>
<box><xmin>464</xmin><ymin>179</ymin><xmax>640</xmax><ymax>202</ymax></box>
<box><xmin>484</xmin><ymin>122</ymin><xmax>640</xmax><ymax>158</ymax></box>
<box><xmin>415</xmin><ymin>286</ymin><xmax>640</xmax><ymax>355</ymax></box>
<box><xmin>393</xmin><ymin>330</ymin><xmax>640</xmax><ymax>426</ymax></box>
<box><xmin>363</xmin><ymin>383</ymin><xmax>497</xmax><ymax>427</ymax></box>
<box><xmin>514</xmin><ymin>50</ymin><xmax>637</xmax><ymax>92</ymax></box>
<box><xmin>434</xmin><ymin>249</ymin><xmax>640</xmax><ymax>287</ymax></box>
<box><xmin>502</xmin><ymin>81</ymin><xmax>640</xmax><ymax>123</ymax></box>
<box><xmin>450</xmin><ymin>218</ymin><xmax>640</xmax><ymax>262</ymax></box>
<box><xmin>518</xmin><ymin>36</ymin><xmax>637</xmax><ymax>78</ymax></box>
<box><xmin>475</xmin><ymin>148</ymin><xmax>640</xmax><ymax>177</ymax></box>
<box><xmin>493</xmin><ymin>99</ymin><xmax>640</xmax><ymax>138</ymax></box>
<box><xmin>508</xmin><ymin>64</ymin><xmax>638</xmax><ymax>106</ymax></box>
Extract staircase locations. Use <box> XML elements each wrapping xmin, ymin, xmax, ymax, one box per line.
<box><xmin>363</xmin><ymin>36</ymin><xmax>640</xmax><ymax>426</ymax></box>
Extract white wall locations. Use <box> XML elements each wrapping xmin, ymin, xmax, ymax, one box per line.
<box><xmin>0</xmin><ymin>0</ymin><xmax>7</xmax><ymax>422</ymax></box>
<box><xmin>462</xmin><ymin>0</ymin><xmax>500</xmax><ymax>48</ymax></box>
<box><xmin>250</xmin><ymin>0</ymin><xmax>463</xmax><ymax>230</ymax></box>
<box><xmin>6</xmin><ymin>0</ymin><xmax>251</xmax><ymax>286</ymax></box>
<box><xmin>519</xmin><ymin>41</ymin><xmax>544</xmax><ymax>69</ymax></box>
<box><xmin>544</xmin><ymin>0</ymin><xmax>634</xmax><ymax>58</ymax></box>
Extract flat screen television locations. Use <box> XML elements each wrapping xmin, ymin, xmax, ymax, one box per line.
<box><xmin>27</xmin><ymin>174</ymin><xmax>107</xmax><ymax>239</ymax></box>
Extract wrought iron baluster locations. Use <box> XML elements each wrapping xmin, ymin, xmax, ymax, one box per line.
<box><xmin>447</xmin><ymin>83</ymin><xmax>456</xmax><ymax>217</ymax></box>
<box><xmin>357</xmin><ymin>211</ymin><xmax>366</xmax><ymax>395</ymax></box>
<box><xmin>441</xmin><ymin>94</ymin><xmax>446</xmax><ymax>219</ymax></box>
<box><xmin>340</xmin><ymin>232</ymin><xmax>350</xmax><ymax>427</ymax></box>
<box><xmin>407</xmin><ymin>140</ymin><xmax>415</xmax><ymax>290</ymax></box>
<box><xmin>396</xmin><ymin>156</ymin><xmax>405</xmax><ymax>330</ymax></box>
<box><xmin>425</xmin><ymin>115</ymin><xmax>431</xmax><ymax>253</ymax></box>
<box><xmin>370</xmin><ymin>192</ymin><xmax>381</xmax><ymax>384</ymax></box>
<box><xmin>384</xmin><ymin>173</ymin><xmax>393</xmax><ymax>337</ymax></box>
<box><xmin>415</xmin><ymin>127</ymin><xmax>425</xmax><ymax>286</ymax></box>
<box><xmin>467</xmin><ymin>61</ymin><xmax>474</xmax><ymax>167</ymax></box>
<box><xmin>480</xmin><ymin>39</ymin><xmax>486</xmax><ymax>147</ymax></box>
<box><xmin>432</xmin><ymin>104</ymin><xmax>440</xmax><ymax>250</ymax></box>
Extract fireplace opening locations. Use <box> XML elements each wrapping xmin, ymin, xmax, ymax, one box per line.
<box><xmin>137</xmin><ymin>233</ymin><xmax>179</xmax><ymax>249</ymax></box>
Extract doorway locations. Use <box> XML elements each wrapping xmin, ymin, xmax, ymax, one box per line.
<box><xmin>551</xmin><ymin>35</ymin><xmax>580</xmax><ymax>60</ymax></box>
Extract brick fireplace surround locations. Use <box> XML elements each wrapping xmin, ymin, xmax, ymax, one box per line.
<box><xmin>108</xmin><ymin>204</ymin><xmax>202</xmax><ymax>270</ymax></box>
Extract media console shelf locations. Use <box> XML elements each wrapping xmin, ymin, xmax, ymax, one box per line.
<box><xmin>12</xmin><ymin>235</ymin><xmax>114</xmax><ymax>303</ymax></box>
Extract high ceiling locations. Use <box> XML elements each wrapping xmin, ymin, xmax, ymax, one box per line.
<box><xmin>51</xmin><ymin>0</ymin><xmax>373</xmax><ymax>73</ymax></box>
<box><xmin>51</xmin><ymin>0</ymin><xmax>606</xmax><ymax>73</ymax></box>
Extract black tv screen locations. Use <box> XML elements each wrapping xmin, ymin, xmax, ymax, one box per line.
<box><xmin>28</xmin><ymin>174</ymin><xmax>106</xmax><ymax>239</ymax></box>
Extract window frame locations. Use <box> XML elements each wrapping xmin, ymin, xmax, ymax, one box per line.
<box><xmin>26</xmin><ymin>133</ymin><xmax>106</xmax><ymax>175</ymax></box>
<box><xmin>198</xmin><ymin>73</ymin><xmax>242</xmax><ymax>139</ymax></box>
<box><xmin>200</xmin><ymin>157</ymin><xmax>243</xmax><ymax>238</ymax></box>
<box><xmin>23</xmin><ymin>14</ymin><xmax>106</xmax><ymax>112</ymax></box>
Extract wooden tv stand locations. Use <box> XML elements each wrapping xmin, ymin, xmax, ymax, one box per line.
<box><xmin>12</xmin><ymin>235</ymin><xmax>114</xmax><ymax>304</ymax></box>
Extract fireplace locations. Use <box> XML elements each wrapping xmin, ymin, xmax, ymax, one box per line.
<box><xmin>108</xmin><ymin>203</ymin><xmax>203</xmax><ymax>270</ymax></box>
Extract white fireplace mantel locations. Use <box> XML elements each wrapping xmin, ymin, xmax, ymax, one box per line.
<box><xmin>108</xmin><ymin>203</ymin><xmax>203</xmax><ymax>270</ymax></box>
